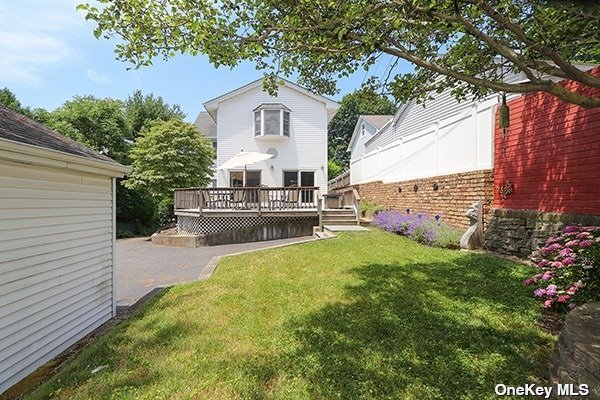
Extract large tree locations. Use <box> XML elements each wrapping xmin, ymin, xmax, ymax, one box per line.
<box><xmin>124</xmin><ymin>90</ymin><xmax>186</xmax><ymax>138</ymax></box>
<box><xmin>79</xmin><ymin>0</ymin><xmax>600</xmax><ymax>108</ymax></box>
<box><xmin>125</xmin><ymin>119</ymin><xmax>214</xmax><ymax>200</ymax></box>
<box><xmin>47</xmin><ymin>96</ymin><xmax>131</xmax><ymax>163</ymax></box>
<box><xmin>0</xmin><ymin>88</ymin><xmax>49</xmax><ymax>122</ymax></box>
<box><xmin>329</xmin><ymin>87</ymin><xmax>396</xmax><ymax>167</ymax></box>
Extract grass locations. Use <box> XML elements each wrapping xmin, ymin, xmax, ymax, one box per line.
<box><xmin>26</xmin><ymin>230</ymin><xmax>555</xmax><ymax>400</ymax></box>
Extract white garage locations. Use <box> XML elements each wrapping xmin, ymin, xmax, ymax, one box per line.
<box><xmin>0</xmin><ymin>106</ymin><xmax>129</xmax><ymax>394</ymax></box>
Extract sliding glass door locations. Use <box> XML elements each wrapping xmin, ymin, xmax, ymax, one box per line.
<box><xmin>283</xmin><ymin>170</ymin><xmax>315</xmax><ymax>203</ymax></box>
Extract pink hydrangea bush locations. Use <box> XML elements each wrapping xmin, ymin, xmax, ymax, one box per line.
<box><xmin>524</xmin><ymin>225</ymin><xmax>600</xmax><ymax>312</ymax></box>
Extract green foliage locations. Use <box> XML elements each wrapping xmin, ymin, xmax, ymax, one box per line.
<box><xmin>26</xmin><ymin>230</ymin><xmax>553</xmax><ymax>399</ymax></box>
<box><xmin>431</xmin><ymin>223</ymin><xmax>463</xmax><ymax>249</ymax></box>
<box><xmin>116</xmin><ymin>230</ymin><xmax>136</xmax><ymax>239</ymax></box>
<box><xmin>361</xmin><ymin>201</ymin><xmax>385</xmax><ymax>214</ymax></box>
<box><xmin>327</xmin><ymin>160</ymin><xmax>343</xmax><ymax>180</ymax></box>
<box><xmin>124</xmin><ymin>90</ymin><xmax>185</xmax><ymax>138</ymax></box>
<box><xmin>125</xmin><ymin>119</ymin><xmax>214</xmax><ymax>201</ymax></box>
<box><xmin>156</xmin><ymin>197</ymin><xmax>175</xmax><ymax>227</ymax></box>
<box><xmin>115</xmin><ymin>182</ymin><xmax>156</xmax><ymax>224</ymax></box>
<box><xmin>79</xmin><ymin>0</ymin><xmax>600</xmax><ymax>108</ymax></box>
<box><xmin>0</xmin><ymin>87</ymin><xmax>48</xmax><ymax>123</ymax></box>
<box><xmin>47</xmin><ymin>96</ymin><xmax>131</xmax><ymax>164</ymax></box>
<box><xmin>328</xmin><ymin>87</ymin><xmax>396</xmax><ymax>166</ymax></box>
<box><xmin>0</xmin><ymin>87</ymin><xmax>29</xmax><ymax>115</ymax></box>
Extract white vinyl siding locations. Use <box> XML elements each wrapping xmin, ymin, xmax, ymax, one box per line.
<box><xmin>215</xmin><ymin>84</ymin><xmax>329</xmax><ymax>193</ymax></box>
<box><xmin>0</xmin><ymin>160</ymin><xmax>115</xmax><ymax>394</ymax></box>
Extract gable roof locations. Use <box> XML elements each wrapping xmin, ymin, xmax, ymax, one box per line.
<box><xmin>0</xmin><ymin>105</ymin><xmax>129</xmax><ymax>174</ymax></box>
<box><xmin>194</xmin><ymin>111</ymin><xmax>217</xmax><ymax>139</ymax></box>
<box><xmin>203</xmin><ymin>76</ymin><xmax>340</xmax><ymax>122</ymax></box>
<box><xmin>362</xmin><ymin>115</ymin><xmax>394</xmax><ymax>130</ymax></box>
<box><xmin>347</xmin><ymin>114</ymin><xmax>394</xmax><ymax>152</ymax></box>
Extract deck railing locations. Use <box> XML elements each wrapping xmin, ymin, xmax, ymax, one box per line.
<box><xmin>174</xmin><ymin>187</ymin><xmax>321</xmax><ymax>214</ymax></box>
<box><xmin>328</xmin><ymin>170</ymin><xmax>350</xmax><ymax>192</ymax></box>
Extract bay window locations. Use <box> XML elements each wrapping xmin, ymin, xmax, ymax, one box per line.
<box><xmin>254</xmin><ymin>104</ymin><xmax>291</xmax><ymax>138</ymax></box>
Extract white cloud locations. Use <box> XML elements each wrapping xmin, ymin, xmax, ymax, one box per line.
<box><xmin>0</xmin><ymin>1</ymin><xmax>86</xmax><ymax>86</ymax></box>
<box><xmin>86</xmin><ymin>68</ymin><xmax>112</xmax><ymax>85</ymax></box>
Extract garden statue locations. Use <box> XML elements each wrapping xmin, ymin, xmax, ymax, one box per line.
<box><xmin>460</xmin><ymin>201</ymin><xmax>483</xmax><ymax>250</ymax></box>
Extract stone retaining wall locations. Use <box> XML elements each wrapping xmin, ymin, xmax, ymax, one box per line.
<box><xmin>351</xmin><ymin>169</ymin><xmax>494</xmax><ymax>230</ymax></box>
<box><xmin>549</xmin><ymin>302</ymin><xmax>600</xmax><ymax>400</ymax></box>
<box><xmin>484</xmin><ymin>208</ymin><xmax>600</xmax><ymax>258</ymax></box>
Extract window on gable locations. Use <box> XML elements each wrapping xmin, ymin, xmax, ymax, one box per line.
<box><xmin>360</xmin><ymin>123</ymin><xmax>366</xmax><ymax>137</ymax></box>
<box><xmin>253</xmin><ymin>104</ymin><xmax>291</xmax><ymax>138</ymax></box>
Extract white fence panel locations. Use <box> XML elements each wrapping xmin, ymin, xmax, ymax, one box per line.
<box><xmin>350</xmin><ymin>100</ymin><xmax>495</xmax><ymax>185</ymax></box>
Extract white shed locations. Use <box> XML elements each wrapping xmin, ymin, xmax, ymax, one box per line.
<box><xmin>0</xmin><ymin>106</ymin><xmax>129</xmax><ymax>394</ymax></box>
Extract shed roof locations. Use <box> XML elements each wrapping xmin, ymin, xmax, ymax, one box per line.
<box><xmin>0</xmin><ymin>105</ymin><xmax>121</xmax><ymax>165</ymax></box>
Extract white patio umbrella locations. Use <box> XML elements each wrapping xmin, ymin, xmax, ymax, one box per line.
<box><xmin>216</xmin><ymin>150</ymin><xmax>274</xmax><ymax>186</ymax></box>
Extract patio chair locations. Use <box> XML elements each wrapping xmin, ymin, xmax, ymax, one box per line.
<box><xmin>230</xmin><ymin>188</ymin><xmax>247</xmax><ymax>209</ymax></box>
<box><xmin>200</xmin><ymin>190</ymin><xmax>218</xmax><ymax>210</ymax></box>
<box><xmin>281</xmin><ymin>185</ymin><xmax>300</xmax><ymax>209</ymax></box>
<box><xmin>258</xmin><ymin>185</ymin><xmax>272</xmax><ymax>210</ymax></box>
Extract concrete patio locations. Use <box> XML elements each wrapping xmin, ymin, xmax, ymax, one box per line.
<box><xmin>115</xmin><ymin>235</ymin><xmax>313</xmax><ymax>307</ymax></box>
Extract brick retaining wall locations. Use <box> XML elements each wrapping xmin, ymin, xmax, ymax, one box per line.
<box><xmin>352</xmin><ymin>169</ymin><xmax>494</xmax><ymax>230</ymax></box>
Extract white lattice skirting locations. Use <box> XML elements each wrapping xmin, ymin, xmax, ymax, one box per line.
<box><xmin>177</xmin><ymin>215</ymin><xmax>316</xmax><ymax>235</ymax></box>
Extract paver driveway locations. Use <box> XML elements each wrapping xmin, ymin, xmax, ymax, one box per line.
<box><xmin>115</xmin><ymin>236</ymin><xmax>313</xmax><ymax>306</ymax></box>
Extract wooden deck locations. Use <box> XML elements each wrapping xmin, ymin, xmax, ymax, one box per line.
<box><xmin>174</xmin><ymin>187</ymin><xmax>322</xmax><ymax>217</ymax></box>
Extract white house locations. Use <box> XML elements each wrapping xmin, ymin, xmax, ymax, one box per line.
<box><xmin>0</xmin><ymin>106</ymin><xmax>129</xmax><ymax>395</ymax></box>
<box><xmin>199</xmin><ymin>77</ymin><xmax>339</xmax><ymax>192</ymax></box>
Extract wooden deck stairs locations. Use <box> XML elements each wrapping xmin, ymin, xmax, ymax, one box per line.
<box><xmin>321</xmin><ymin>207</ymin><xmax>359</xmax><ymax>226</ymax></box>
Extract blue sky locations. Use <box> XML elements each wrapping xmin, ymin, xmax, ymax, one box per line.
<box><xmin>0</xmin><ymin>0</ymin><xmax>412</xmax><ymax>122</ymax></box>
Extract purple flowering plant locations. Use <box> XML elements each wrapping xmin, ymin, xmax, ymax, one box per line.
<box><xmin>372</xmin><ymin>210</ymin><xmax>461</xmax><ymax>248</ymax></box>
<box><xmin>524</xmin><ymin>225</ymin><xmax>600</xmax><ymax>312</ymax></box>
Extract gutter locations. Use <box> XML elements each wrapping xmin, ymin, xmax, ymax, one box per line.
<box><xmin>0</xmin><ymin>138</ymin><xmax>131</xmax><ymax>178</ymax></box>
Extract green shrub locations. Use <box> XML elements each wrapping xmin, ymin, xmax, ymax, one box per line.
<box><xmin>116</xmin><ymin>181</ymin><xmax>156</xmax><ymax>224</ymax></box>
<box><xmin>361</xmin><ymin>201</ymin><xmax>385</xmax><ymax>216</ymax></box>
<box><xmin>116</xmin><ymin>230</ymin><xmax>135</xmax><ymax>239</ymax></box>
<box><xmin>157</xmin><ymin>197</ymin><xmax>175</xmax><ymax>227</ymax></box>
<box><xmin>433</xmin><ymin>223</ymin><xmax>463</xmax><ymax>249</ymax></box>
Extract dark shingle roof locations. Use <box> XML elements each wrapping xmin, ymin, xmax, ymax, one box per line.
<box><xmin>0</xmin><ymin>105</ymin><xmax>118</xmax><ymax>164</ymax></box>
<box><xmin>361</xmin><ymin>115</ymin><xmax>394</xmax><ymax>130</ymax></box>
<box><xmin>194</xmin><ymin>111</ymin><xmax>216</xmax><ymax>138</ymax></box>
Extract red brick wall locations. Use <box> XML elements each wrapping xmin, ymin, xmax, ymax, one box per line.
<box><xmin>494</xmin><ymin>67</ymin><xmax>600</xmax><ymax>214</ymax></box>
<box><xmin>354</xmin><ymin>169</ymin><xmax>494</xmax><ymax>229</ymax></box>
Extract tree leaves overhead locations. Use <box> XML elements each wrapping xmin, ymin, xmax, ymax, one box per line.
<box><xmin>79</xmin><ymin>0</ymin><xmax>600</xmax><ymax>108</ymax></box>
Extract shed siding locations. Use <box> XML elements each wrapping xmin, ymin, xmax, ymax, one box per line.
<box><xmin>0</xmin><ymin>160</ymin><xmax>114</xmax><ymax>394</ymax></box>
<box><xmin>215</xmin><ymin>84</ymin><xmax>329</xmax><ymax>192</ymax></box>
<box><xmin>493</xmin><ymin>66</ymin><xmax>600</xmax><ymax>214</ymax></box>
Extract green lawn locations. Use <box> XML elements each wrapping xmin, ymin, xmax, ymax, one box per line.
<box><xmin>27</xmin><ymin>230</ymin><xmax>555</xmax><ymax>399</ymax></box>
